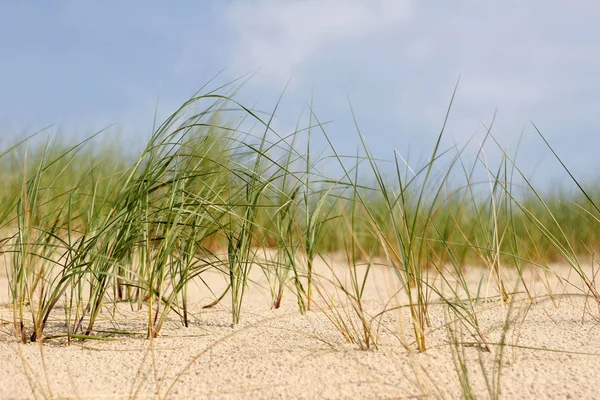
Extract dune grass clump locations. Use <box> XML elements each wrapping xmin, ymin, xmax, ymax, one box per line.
<box><xmin>0</xmin><ymin>82</ymin><xmax>598</xmax><ymax>362</ymax></box>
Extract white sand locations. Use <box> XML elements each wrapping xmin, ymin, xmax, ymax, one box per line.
<box><xmin>1</xmin><ymin>257</ymin><xmax>599</xmax><ymax>399</ymax></box>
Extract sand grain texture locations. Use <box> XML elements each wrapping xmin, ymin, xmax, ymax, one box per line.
<box><xmin>1</xmin><ymin>261</ymin><xmax>599</xmax><ymax>399</ymax></box>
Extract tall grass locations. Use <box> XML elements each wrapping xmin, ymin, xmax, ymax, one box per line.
<box><xmin>0</xmin><ymin>83</ymin><xmax>598</xmax><ymax>357</ymax></box>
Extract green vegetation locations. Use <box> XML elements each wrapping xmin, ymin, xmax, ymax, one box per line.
<box><xmin>1</xmin><ymin>84</ymin><xmax>598</xmax><ymax>358</ymax></box>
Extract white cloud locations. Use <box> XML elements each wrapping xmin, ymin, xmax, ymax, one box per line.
<box><xmin>217</xmin><ymin>1</ymin><xmax>600</xmax><ymax>182</ymax></box>
<box><xmin>222</xmin><ymin>1</ymin><xmax>600</xmax><ymax>115</ymax></box>
<box><xmin>224</xmin><ymin>0</ymin><xmax>412</xmax><ymax>83</ymax></box>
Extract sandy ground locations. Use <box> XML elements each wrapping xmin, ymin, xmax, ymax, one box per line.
<box><xmin>1</xmin><ymin>255</ymin><xmax>599</xmax><ymax>399</ymax></box>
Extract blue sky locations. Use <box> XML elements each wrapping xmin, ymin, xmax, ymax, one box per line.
<box><xmin>1</xmin><ymin>1</ymin><xmax>599</xmax><ymax>188</ymax></box>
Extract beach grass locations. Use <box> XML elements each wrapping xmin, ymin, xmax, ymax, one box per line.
<box><xmin>1</xmin><ymin>83</ymin><xmax>598</xmax><ymax>368</ymax></box>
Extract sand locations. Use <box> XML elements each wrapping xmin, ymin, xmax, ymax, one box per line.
<box><xmin>1</xmin><ymin>256</ymin><xmax>599</xmax><ymax>399</ymax></box>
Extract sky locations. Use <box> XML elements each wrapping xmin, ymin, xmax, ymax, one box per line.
<box><xmin>1</xmin><ymin>1</ymin><xmax>599</xmax><ymax>189</ymax></box>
